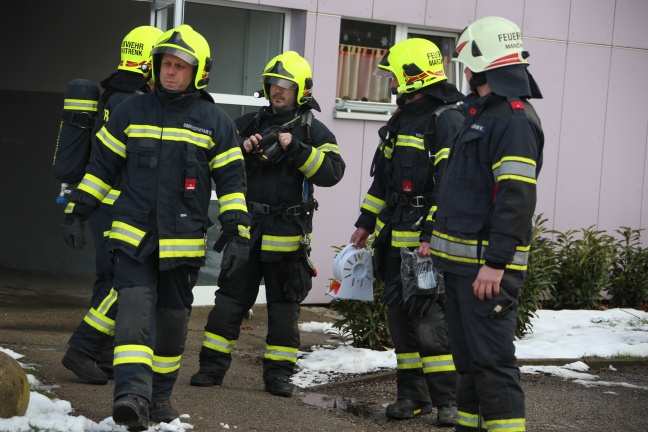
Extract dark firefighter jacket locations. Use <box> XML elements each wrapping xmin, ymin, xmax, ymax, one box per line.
<box><xmin>431</xmin><ymin>93</ymin><xmax>544</xmax><ymax>276</ymax></box>
<box><xmin>355</xmin><ymin>95</ymin><xmax>464</xmax><ymax>256</ymax></box>
<box><xmin>235</xmin><ymin>106</ymin><xmax>345</xmax><ymax>261</ymax></box>
<box><xmin>94</xmin><ymin>71</ymin><xmax>152</xmax><ymax>206</ymax></box>
<box><xmin>66</xmin><ymin>89</ymin><xmax>250</xmax><ymax>270</ymax></box>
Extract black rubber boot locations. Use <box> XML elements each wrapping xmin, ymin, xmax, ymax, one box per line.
<box><xmin>190</xmin><ymin>369</ymin><xmax>224</xmax><ymax>387</ymax></box>
<box><xmin>61</xmin><ymin>346</ymin><xmax>108</xmax><ymax>385</ymax></box>
<box><xmin>150</xmin><ymin>399</ymin><xmax>180</xmax><ymax>423</ymax></box>
<box><xmin>112</xmin><ymin>394</ymin><xmax>149</xmax><ymax>431</ymax></box>
<box><xmin>264</xmin><ymin>376</ymin><xmax>293</xmax><ymax>397</ymax></box>
<box><xmin>385</xmin><ymin>399</ymin><xmax>433</xmax><ymax>419</ymax></box>
<box><xmin>436</xmin><ymin>404</ymin><xmax>458</xmax><ymax>427</ymax></box>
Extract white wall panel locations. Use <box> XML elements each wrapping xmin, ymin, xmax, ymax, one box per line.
<box><xmin>523</xmin><ymin>0</ymin><xmax>570</xmax><ymax>40</ymax></box>
<box><xmin>303</xmin><ymin>11</ymin><xmax>318</xmax><ymax>72</ymax></box>
<box><xmin>642</xmin><ymin>125</ymin><xmax>648</xmax><ymax>233</ymax></box>
<box><xmin>524</xmin><ymin>39</ymin><xmax>568</xmax><ymax>230</ymax></box>
<box><xmin>319</xmin><ymin>0</ymin><xmax>373</xmax><ymax>18</ymax></box>
<box><xmin>425</xmin><ymin>0</ymin><xmax>476</xmax><ymax>31</ymax></box>
<box><xmin>305</xmin><ymin>13</ymin><xmax>352</xmax><ymax>303</ymax></box>
<box><xmin>569</xmin><ymin>0</ymin><xmax>615</xmax><ymax>45</ymax></box>
<box><xmin>373</xmin><ymin>0</ymin><xmax>426</xmax><ymax>25</ymax></box>
<box><xmin>554</xmin><ymin>44</ymin><xmax>611</xmax><ymax>232</ymax></box>
<box><xmin>614</xmin><ymin>0</ymin><xmax>648</xmax><ymax>49</ymax></box>
<box><xmin>475</xmin><ymin>0</ymin><xmax>524</xmax><ymax>26</ymax></box>
<box><xmin>309</xmin><ymin>118</ymin><xmax>366</xmax><ymax>303</ymax></box>
<box><xmin>599</xmin><ymin>48</ymin><xmax>648</xmax><ymax>233</ymax></box>
<box><xmin>260</xmin><ymin>0</ymin><xmax>316</xmax><ymax>11</ymax></box>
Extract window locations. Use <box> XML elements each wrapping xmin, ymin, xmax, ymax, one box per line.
<box><xmin>337</xmin><ymin>20</ymin><xmax>395</xmax><ymax>104</ymax></box>
<box><xmin>408</xmin><ymin>31</ymin><xmax>460</xmax><ymax>86</ymax></box>
<box><xmin>335</xmin><ymin>20</ymin><xmax>460</xmax><ymax>120</ymax></box>
<box><xmin>184</xmin><ymin>2</ymin><xmax>287</xmax><ymax>120</ymax></box>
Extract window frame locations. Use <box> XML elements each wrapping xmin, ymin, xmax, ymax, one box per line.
<box><xmin>334</xmin><ymin>20</ymin><xmax>461</xmax><ymax>122</ymax></box>
<box><xmin>184</xmin><ymin>0</ymin><xmax>292</xmax><ymax>109</ymax></box>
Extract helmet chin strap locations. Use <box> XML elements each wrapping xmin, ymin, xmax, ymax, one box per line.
<box><xmin>469</xmin><ymin>71</ymin><xmax>487</xmax><ymax>94</ymax></box>
<box><xmin>393</xmin><ymin>80</ymin><xmax>423</xmax><ymax>95</ymax></box>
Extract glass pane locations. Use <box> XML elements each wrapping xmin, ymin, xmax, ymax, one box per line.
<box><xmin>337</xmin><ymin>19</ymin><xmax>395</xmax><ymax>103</ymax></box>
<box><xmin>219</xmin><ymin>104</ymin><xmax>263</xmax><ymax>122</ymax></box>
<box><xmin>407</xmin><ymin>32</ymin><xmax>458</xmax><ymax>85</ymax></box>
<box><xmin>184</xmin><ymin>4</ymin><xmax>284</xmax><ymax>97</ymax></box>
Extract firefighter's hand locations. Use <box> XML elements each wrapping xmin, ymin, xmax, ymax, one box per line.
<box><xmin>221</xmin><ymin>236</ymin><xmax>249</xmax><ymax>277</ymax></box>
<box><xmin>350</xmin><ymin>227</ymin><xmax>370</xmax><ymax>249</ymax></box>
<box><xmin>242</xmin><ymin>133</ymin><xmax>263</xmax><ymax>153</ymax></box>
<box><xmin>418</xmin><ymin>241</ymin><xmax>431</xmax><ymax>257</ymax></box>
<box><xmin>61</xmin><ymin>214</ymin><xmax>85</xmax><ymax>250</ymax></box>
<box><xmin>472</xmin><ymin>265</ymin><xmax>504</xmax><ymax>300</ymax></box>
<box><xmin>278</xmin><ymin>132</ymin><xmax>293</xmax><ymax>151</ymax></box>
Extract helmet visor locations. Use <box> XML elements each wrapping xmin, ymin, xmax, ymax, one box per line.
<box><xmin>373</xmin><ymin>67</ymin><xmax>393</xmax><ymax>78</ymax></box>
<box><xmin>259</xmin><ymin>76</ymin><xmax>298</xmax><ymax>90</ymax></box>
<box><xmin>152</xmin><ymin>46</ymin><xmax>198</xmax><ymax>66</ymax></box>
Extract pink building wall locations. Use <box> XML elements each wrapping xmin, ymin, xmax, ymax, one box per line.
<box><xmin>227</xmin><ymin>0</ymin><xmax>648</xmax><ymax>302</ymax></box>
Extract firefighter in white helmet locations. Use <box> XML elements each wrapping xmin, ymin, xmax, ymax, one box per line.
<box><xmin>423</xmin><ymin>16</ymin><xmax>544</xmax><ymax>432</ymax></box>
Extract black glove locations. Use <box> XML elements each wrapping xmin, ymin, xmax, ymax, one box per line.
<box><xmin>221</xmin><ymin>236</ymin><xmax>249</xmax><ymax>277</ymax></box>
<box><xmin>61</xmin><ymin>214</ymin><xmax>85</xmax><ymax>250</ymax></box>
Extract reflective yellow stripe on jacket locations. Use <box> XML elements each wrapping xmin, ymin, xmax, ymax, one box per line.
<box><xmin>261</xmin><ymin>234</ymin><xmax>310</xmax><ymax>253</ymax></box>
<box><xmin>159</xmin><ymin>238</ymin><xmax>206</xmax><ymax>259</ymax></box>
<box><xmin>430</xmin><ymin>230</ymin><xmax>530</xmax><ymax>271</ymax></box>
<box><xmin>361</xmin><ymin>194</ymin><xmax>385</xmax><ymax>215</ymax></box>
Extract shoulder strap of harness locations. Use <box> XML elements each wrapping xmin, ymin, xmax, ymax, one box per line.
<box><xmin>421</xmin><ymin>103</ymin><xmax>462</xmax><ymax>192</ymax></box>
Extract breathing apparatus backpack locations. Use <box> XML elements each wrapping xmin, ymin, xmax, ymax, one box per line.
<box><xmin>52</xmin><ymin>79</ymin><xmax>100</xmax><ymax>204</ymax></box>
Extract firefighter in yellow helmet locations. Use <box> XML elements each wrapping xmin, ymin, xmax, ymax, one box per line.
<box><xmin>61</xmin><ymin>24</ymin><xmax>161</xmax><ymax>385</ymax></box>
<box><xmin>349</xmin><ymin>38</ymin><xmax>464</xmax><ymax>426</ymax></box>
<box><xmin>425</xmin><ymin>17</ymin><xmax>544</xmax><ymax>432</ymax></box>
<box><xmin>190</xmin><ymin>51</ymin><xmax>345</xmax><ymax>397</ymax></box>
<box><xmin>60</xmin><ymin>24</ymin><xmax>249</xmax><ymax>430</ymax></box>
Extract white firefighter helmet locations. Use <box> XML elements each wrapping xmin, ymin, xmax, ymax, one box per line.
<box><xmin>328</xmin><ymin>244</ymin><xmax>375</xmax><ymax>301</ymax></box>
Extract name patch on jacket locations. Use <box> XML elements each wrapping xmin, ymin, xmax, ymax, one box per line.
<box><xmin>470</xmin><ymin>123</ymin><xmax>487</xmax><ymax>134</ymax></box>
<box><xmin>183</xmin><ymin>122</ymin><xmax>213</xmax><ymax>137</ymax></box>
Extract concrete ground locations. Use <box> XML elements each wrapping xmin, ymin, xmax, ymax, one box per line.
<box><xmin>1</xmin><ymin>268</ymin><xmax>647</xmax><ymax>431</ymax></box>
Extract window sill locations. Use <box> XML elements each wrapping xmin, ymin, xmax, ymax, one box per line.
<box><xmin>334</xmin><ymin>98</ymin><xmax>396</xmax><ymax>122</ymax></box>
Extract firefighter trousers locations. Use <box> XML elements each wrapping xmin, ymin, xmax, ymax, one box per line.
<box><xmin>198</xmin><ymin>237</ymin><xmax>301</xmax><ymax>383</ymax></box>
<box><xmin>383</xmin><ymin>251</ymin><xmax>457</xmax><ymax>407</ymax></box>
<box><xmin>443</xmin><ymin>271</ymin><xmax>525</xmax><ymax>431</ymax></box>
<box><xmin>68</xmin><ymin>204</ymin><xmax>116</xmax><ymax>362</ymax></box>
<box><xmin>112</xmin><ymin>250</ymin><xmax>197</xmax><ymax>402</ymax></box>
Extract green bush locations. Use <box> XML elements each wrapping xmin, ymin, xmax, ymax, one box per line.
<box><xmin>517</xmin><ymin>215</ymin><xmax>559</xmax><ymax>338</ymax></box>
<box><xmin>327</xmin><ymin>220</ymin><xmax>648</xmax><ymax>350</ymax></box>
<box><xmin>609</xmin><ymin>227</ymin><xmax>648</xmax><ymax>308</ymax></box>
<box><xmin>550</xmin><ymin>226</ymin><xmax>617</xmax><ymax>310</ymax></box>
<box><xmin>329</xmin><ymin>278</ymin><xmax>392</xmax><ymax>350</ymax></box>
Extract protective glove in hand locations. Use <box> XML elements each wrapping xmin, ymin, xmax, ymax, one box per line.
<box><xmin>221</xmin><ymin>236</ymin><xmax>249</xmax><ymax>277</ymax></box>
<box><xmin>61</xmin><ymin>214</ymin><xmax>85</xmax><ymax>250</ymax></box>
